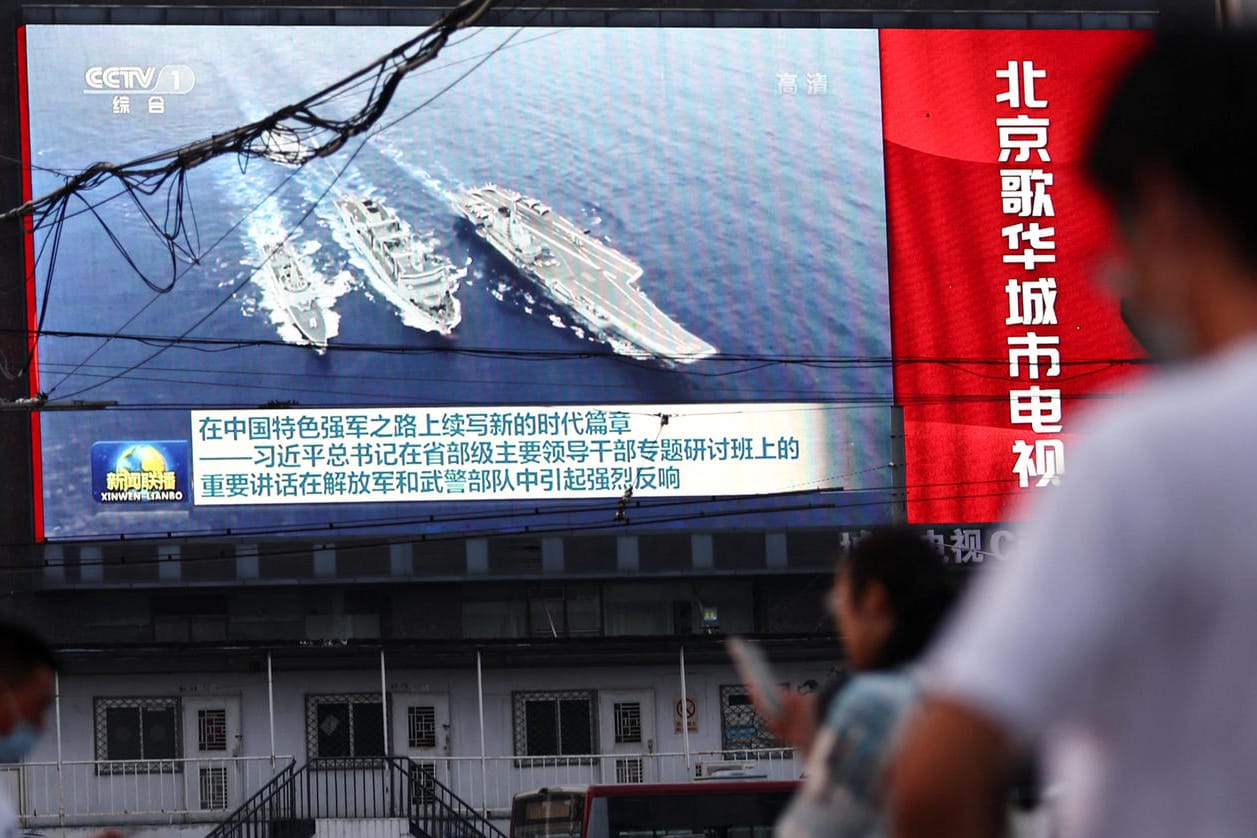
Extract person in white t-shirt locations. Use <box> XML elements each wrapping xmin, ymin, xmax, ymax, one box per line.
<box><xmin>888</xmin><ymin>31</ymin><xmax>1257</xmax><ymax>838</ymax></box>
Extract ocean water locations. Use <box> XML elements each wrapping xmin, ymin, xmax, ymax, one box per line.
<box><xmin>24</xmin><ymin>25</ymin><xmax>896</xmax><ymax>539</ymax></box>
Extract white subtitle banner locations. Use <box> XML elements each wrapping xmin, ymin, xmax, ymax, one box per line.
<box><xmin>189</xmin><ymin>403</ymin><xmax>846</xmax><ymax>505</ymax></box>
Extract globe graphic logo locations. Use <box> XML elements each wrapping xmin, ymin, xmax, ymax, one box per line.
<box><xmin>115</xmin><ymin>444</ymin><xmax>168</xmax><ymax>474</ymax></box>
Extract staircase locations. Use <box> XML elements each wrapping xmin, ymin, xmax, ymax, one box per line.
<box><xmin>206</xmin><ymin>757</ymin><xmax>508</xmax><ymax>838</ymax></box>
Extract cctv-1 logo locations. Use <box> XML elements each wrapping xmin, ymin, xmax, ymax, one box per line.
<box><xmin>83</xmin><ymin>64</ymin><xmax>196</xmax><ymax>95</ymax></box>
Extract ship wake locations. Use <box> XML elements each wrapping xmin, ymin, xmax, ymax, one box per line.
<box><xmin>371</xmin><ymin>138</ymin><xmax>462</xmax><ymax>205</ymax></box>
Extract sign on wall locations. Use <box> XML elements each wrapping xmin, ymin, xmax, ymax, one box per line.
<box><xmin>674</xmin><ymin>698</ymin><xmax>698</xmax><ymax>734</ymax></box>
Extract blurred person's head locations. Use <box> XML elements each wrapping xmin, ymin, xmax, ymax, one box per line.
<box><xmin>1088</xmin><ymin>30</ymin><xmax>1257</xmax><ymax>361</ymax></box>
<box><xmin>0</xmin><ymin>621</ymin><xmax>57</xmax><ymax>763</ymax></box>
<box><xmin>829</xmin><ymin>527</ymin><xmax>956</xmax><ymax>672</ymax></box>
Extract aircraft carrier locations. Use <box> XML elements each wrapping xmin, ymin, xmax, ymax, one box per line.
<box><xmin>336</xmin><ymin>195</ymin><xmax>464</xmax><ymax>336</ymax></box>
<box><xmin>452</xmin><ymin>185</ymin><xmax>716</xmax><ymax>363</ymax></box>
<box><xmin>264</xmin><ymin>241</ymin><xmax>328</xmax><ymax>351</ymax></box>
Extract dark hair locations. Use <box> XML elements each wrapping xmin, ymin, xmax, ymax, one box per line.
<box><xmin>839</xmin><ymin>527</ymin><xmax>957</xmax><ymax>671</ymax></box>
<box><xmin>1086</xmin><ymin>31</ymin><xmax>1257</xmax><ymax>265</ymax></box>
<box><xmin>0</xmin><ymin>621</ymin><xmax>57</xmax><ymax>687</ymax></box>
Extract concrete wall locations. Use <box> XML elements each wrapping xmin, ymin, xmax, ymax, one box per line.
<box><xmin>13</xmin><ymin>654</ymin><xmax>833</xmax><ymax>824</ymax></box>
<box><xmin>29</xmin><ymin>656</ymin><xmax>839</xmax><ymax>765</ymax></box>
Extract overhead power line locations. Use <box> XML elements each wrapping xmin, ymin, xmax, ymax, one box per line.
<box><xmin>2</xmin><ymin>0</ymin><xmax>500</xmax><ymax>390</ymax></box>
<box><xmin>1</xmin><ymin>0</ymin><xmax>493</xmax><ymax>225</ymax></box>
<box><xmin>0</xmin><ymin>473</ymin><xmax>1028</xmax><ymax>577</ymax></box>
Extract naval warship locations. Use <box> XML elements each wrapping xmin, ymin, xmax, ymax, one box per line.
<box><xmin>452</xmin><ymin>185</ymin><xmax>717</xmax><ymax>363</ymax></box>
<box><xmin>335</xmin><ymin>195</ymin><xmax>465</xmax><ymax>335</ymax></box>
<box><xmin>263</xmin><ymin>241</ymin><xmax>328</xmax><ymax>351</ymax></box>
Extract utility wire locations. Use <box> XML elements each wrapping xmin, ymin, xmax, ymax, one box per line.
<box><xmin>1</xmin><ymin>0</ymin><xmax>494</xmax><ymax>224</ymax></box>
<box><xmin>3</xmin><ymin>491</ymin><xmax>1025</xmax><ymax>589</ymax></box>
<box><xmin>46</xmin><ymin>16</ymin><xmax>544</xmax><ymax>403</ymax></box>
<box><xmin>3</xmin><ymin>476</ymin><xmax>1029</xmax><ymax>576</ymax></box>
<box><xmin>7</xmin><ymin>0</ymin><xmax>498</xmax><ymax>392</ymax></box>
<box><xmin>21</xmin><ymin>473</ymin><xmax>1019</xmax><ymax>549</ymax></box>
<box><xmin>16</xmin><ymin>326</ymin><xmax>1147</xmax><ymax>368</ymax></box>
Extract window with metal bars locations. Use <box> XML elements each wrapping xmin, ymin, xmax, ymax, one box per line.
<box><xmin>718</xmin><ymin>685</ymin><xmax>788</xmax><ymax>757</ymax></box>
<box><xmin>613</xmin><ymin>702</ymin><xmax>642</xmax><ymax>744</ymax></box>
<box><xmin>615</xmin><ymin>758</ymin><xmax>644</xmax><ymax>784</ymax></box>
<box><xmin>199</xmin><ymin>766</ymin><xmax>229</xmax><ymax>810</ymax></box>
<box><xmin>306</xmin><ymin>693</ymin><xmax>387</xmax><ymax>760</ymax></box>
<box><xmin>93</xmin><ymin>697</ymin><xmax>182</xmax><ymax>774</ymax></box>
<box><xmin>408</xmin><ymin>705</ymin><xmax>437</xmax><ymax>749</ymax></box>
<box><xmin>198</xmin><ymin>709</ymin><xmax>228</xmax><ymax>752</ymax></box>
<box><xmin>512</xmin><ymin>690</ymin><xmax>595</xmax><ymax>763</ymax></box>
<box><xmin>410</xmin><ymin>760</ymin><xmax>437</xmax><ymax>807</ymax></box>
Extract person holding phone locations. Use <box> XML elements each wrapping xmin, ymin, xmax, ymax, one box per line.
<box><xmin>764</xmin><ymin>527</ymin><xmax>958</xmax><ymax>838</ymax></box>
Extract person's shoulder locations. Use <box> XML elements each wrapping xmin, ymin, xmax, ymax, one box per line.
<box><xmin>842</xmin><ymin>670</ymin><xmax>916</xmax><ymax>699</ymax></box>
<box><xmin>1072</xmin><ymin>342</ymin><xmax>1257</xmax><ymax>462</ymax></box>
<box><xmin>826</xmin><ymin>671</ymin><xmax>917</xmax><ymax>728</ymax></box>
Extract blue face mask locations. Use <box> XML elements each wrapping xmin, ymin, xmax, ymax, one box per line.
<box><xmin>0</xmin><ymin>721</ymin><xmax>39</xmax><ymax>763</ymax></box>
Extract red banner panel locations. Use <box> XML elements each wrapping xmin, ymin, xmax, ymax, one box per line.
<box><xmin>881</xmin><ymin>30</ymin><xmax>1151</xmax><ymax>523</ymax></box>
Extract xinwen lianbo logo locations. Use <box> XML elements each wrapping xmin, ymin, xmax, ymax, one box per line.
<box><xmin>91</xmin><ymin>440</ymin><xmax>191</xmax><ymax>504</ymax></box>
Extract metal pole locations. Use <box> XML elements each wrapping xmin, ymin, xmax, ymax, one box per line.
<box><xmin>267</xmin><ymin>653</ymin><xmax>276</xmax><ymax>771</ymax></box>
<box><xmin>477</xmin><ymin>651</ymin><xmax>488</xmax><ymax>815</ymax></box>
<box><xmin>380</xmin><ymin>650</ymin><xmax>389</xmax><ymax>755</ymax></box>
<box><xmin>54</xmin><ymin>671</ymin><xmax>64</xmax><ymax>829</ymax></box>
<box><xmin>680</xmin><ymin>646</ymin><xmax>691</xmax><ymax>772</ymax></box>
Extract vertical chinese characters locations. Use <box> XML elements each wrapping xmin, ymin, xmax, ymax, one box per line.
<box><xmin>996</xmin><ymin>60</ymin><xmax>1065</xmax><ymax>489</ymax></box>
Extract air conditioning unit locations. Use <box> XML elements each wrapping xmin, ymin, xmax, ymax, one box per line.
<box><xmin>695</xmin><ymin>761</ymin><xmax>767</xmax><ymax>780</ymax></box>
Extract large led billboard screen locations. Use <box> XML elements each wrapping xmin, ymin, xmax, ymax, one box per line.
<box><xmin>21</xmin><ymin>26</ymin><xmax>896</xmax><ymax>541</ymax></box>
<box><xmin>18</xmin><ymin>25</ymin><xmax>1147</xmax><ymax>541</ymax></box>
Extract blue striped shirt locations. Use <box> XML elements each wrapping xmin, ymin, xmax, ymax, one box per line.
<box><xmin>775</xmin><ymin>671</ymin><xmax>919</xmax><ymax>838</ymax></box>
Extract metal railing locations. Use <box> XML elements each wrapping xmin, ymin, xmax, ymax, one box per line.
<box><xmin>410</xmin><ymin>762</ymin><xmax>509</xmax><ymax>838</ymax></box>
<box><xmin>203</xmin><ymin>759</ymin><xmax>305</xmax><ymax>838</ymax></box>
<box><xmin>6</xmin><ymin>749</ymin><xmax>801</xmax><ymax>827</ymax></box>
<box><xmin>207</xmin><ymin>757</ymin><xmax>508</xmax><ymax>838</ymax></box>
<box><xmin>427</xmin><ymin>749</ymin><xmax>802</xmax><ymax>813</ymax></box>
<box><xmin>4</xmin><ymin>756</ymin><xmax>293</xmax><ymax>827</ymax></box>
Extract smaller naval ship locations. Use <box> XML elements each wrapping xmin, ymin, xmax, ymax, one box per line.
<box><xmin>335</xmin><ymin>195</ymin><xmax>464</xmax><ymax>335</ymax></box>
<box><xmin>452</xmin><ymin>184</ymin><xmax>716</xmax><ymax>363</ymax></box>
<box><xmin>263</xmin><ymin>241</ymin><xmax>328</xmax><ymax>351</ymax></box>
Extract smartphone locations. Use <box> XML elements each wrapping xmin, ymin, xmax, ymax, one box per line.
<box><xmin>726</xmin><ymin>636</ymin><xmax>782</xmax><ymax>719</ymax></box>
